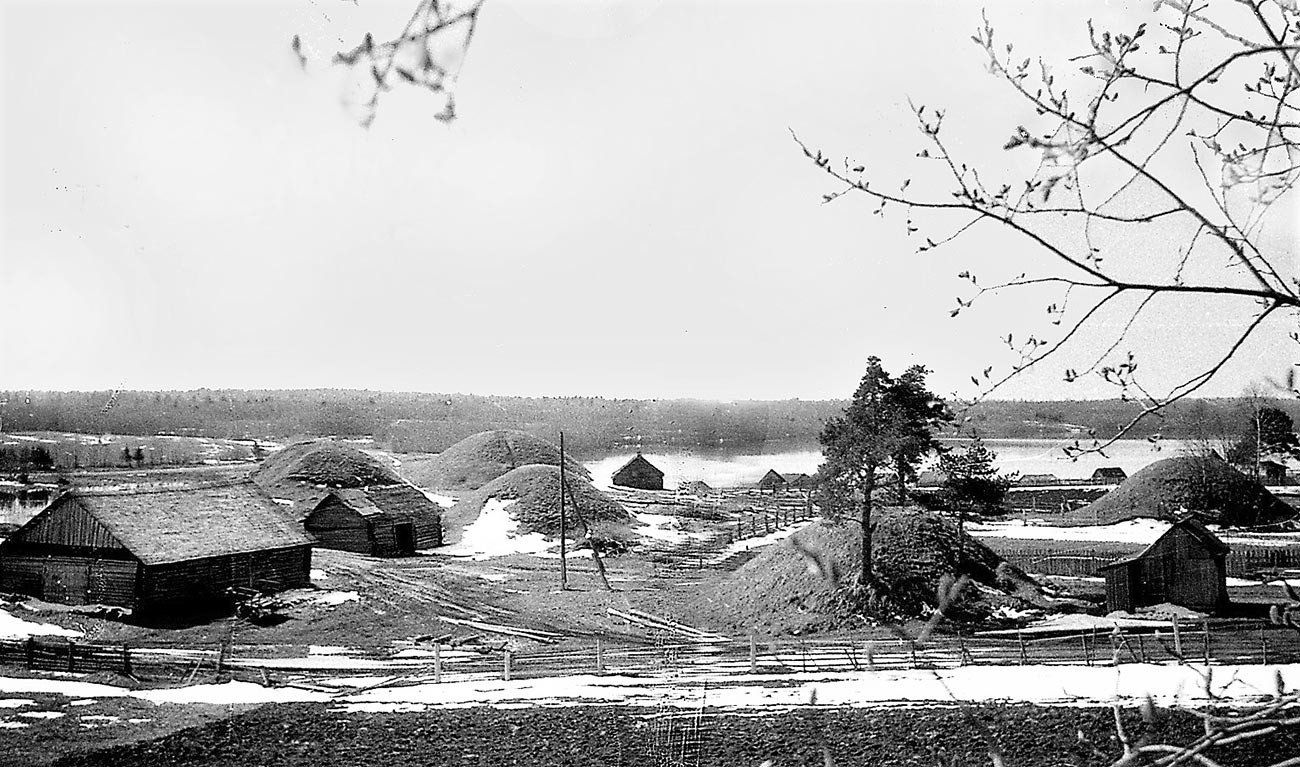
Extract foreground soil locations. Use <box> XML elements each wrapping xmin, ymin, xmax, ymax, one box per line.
<box><xmin>44</xmin><ymin>702</ymin><xmax>1300</xmax><ymax>767</ymax></box>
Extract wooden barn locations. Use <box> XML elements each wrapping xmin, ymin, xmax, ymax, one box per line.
<box><xmin>1098</xmin><ymin>517</ymin><xmax>1229</xmax><ymax>614</ymax></box>
<box><xmin>1018</xmin><ymin>474</ymin><xmax>1060</xmax><ymax>487</ymax></box>
<box><xmin>758</xmin><ymin>470</ymin><xmax>787</xmax><ymax>493</ymax></box>
<box><xmin>0</xmin><ymin>484</ymin><xmax>313</xmax><ymax>614</ymax></box>
<box><xmin>786</xmin><ymin>473</ymin><xmax>816</xmax><ymax>491</ymax></box>
<box><xmin>304</xmin><ymin>485</ymin><xmax>442</xmax><ymax>556</ymax></box>
<box><xmin>1091</xmin><ymin>467</ymin><xmax>1128</xmax><ymax>484</ymax></box>
<box><xmin>612</xmin><ymin>453</ymin><xmax>665</xmax><ymax>491</ymax></box>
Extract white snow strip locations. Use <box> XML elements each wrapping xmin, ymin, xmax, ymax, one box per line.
<box><xmin>18</xmin><ymin>711</ymin><xmax>63</xmax><ymax>720</ymax></box>
<box><xmin>440</xmin><ymin>499</ymin><xmax>556</xmax><ymax>560</ymax></box>
<box><xmin>0</xmin><ymin>663</ymin><xmax>1297</xmax><ymax>710</ymax></box>
<box><xmin>310</xmin><ymin>569</ymin><xmax>329</xmax><ymax>582</ymax></box>
<box><xmin>0</xmin><ymin>722</ymin><xmax>28</xmax><ymax>729</ymax></box>
<box><xmin>0</xmin><ymin>609</ymin><xmax>83</xmax><ymax>640</ymax></box>
<box><xmin>418</xmin><ymin>489</ymin><xmax>458</xmax><ymax>509</ymax></box>
<box><xmin>0</xmin><ymin>700</ymin><xmax>32</xmax><ymax>709</ymax></box>
<box><xmin>706</xmin><ymin>519</ymin><xmax>819</xmax><ymax>565</ymax></box>
<box><xmin>971</xmin><ymin>518</ymin><xmax>1300</xmax><ymax>547</ymax></box>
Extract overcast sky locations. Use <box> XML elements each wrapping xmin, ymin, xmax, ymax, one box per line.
<box><xmin>1</xmin><ymin>0</ymin><xmax>1293</xmax><ymax>401</ymax></box>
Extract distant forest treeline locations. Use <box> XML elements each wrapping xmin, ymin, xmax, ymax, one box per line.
<box><xmin>1</xmin><ymin>390</ymin><xmax>1296</xmax><ymax>456</ymax></box>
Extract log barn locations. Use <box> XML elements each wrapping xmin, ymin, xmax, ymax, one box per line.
<box><xmin>758</xmin><ymin>469</ymin><xmax>787</xmax><ymax>493</ymax></box>
<box><xmin>1091</xmin><ymin>467</ymin><xmax>1128</xmax><ymax>484</ymax></box>
<box><xmin>612</xmin><ymin>453</ymin><xmax>664</xmax><ymax>491</ymax></box>
<box><xmin>0</xmin><ymin>483</ymin><xmax>313</xmax><ymax>614</ymax></box>
<box><xmin>304</xmin><ymin>485</ymin><xmax>442</xmax><ymax>557</ymax></box>
<box><xmin>1098</xmin><ymin>517</ymin><xmax>1229</xmax><ymax>614</ymax></box>
<box><xmin>786</xmin><ymin>473</ymin><xmax>816</xmax><ymax>491</ymax></box>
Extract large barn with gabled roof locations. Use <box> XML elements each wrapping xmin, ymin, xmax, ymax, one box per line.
<box><xmin>0</xmin><ymin>483</ymin><xmax>313</xmax><ymax>614</ymax></box>
<box><xmin>612</xmin><ymin>452</ymin><xmax>664</xmax><ymax>490</ymax></box>
<box><xmin>304</xmin><ymin>485</ymin><xmax>442</xmax><ymax>556</ymax></box>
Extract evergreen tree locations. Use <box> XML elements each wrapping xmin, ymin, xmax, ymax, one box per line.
<box><xmin>938</xmin><ymin>436</ymin><xmax>1015</xmax><ymax>517</ymax></box>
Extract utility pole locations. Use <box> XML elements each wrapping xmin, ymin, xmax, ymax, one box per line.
<box><xmin>559</xmin><ymin>431</ymin><xmax>568</xmax><ymax>590</ymax></box>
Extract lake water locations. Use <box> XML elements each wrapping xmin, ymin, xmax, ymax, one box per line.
<box><xmin>584</xmin><ymin>438</ymin><xmax>1194</xmax><ymax>490</ymax></box>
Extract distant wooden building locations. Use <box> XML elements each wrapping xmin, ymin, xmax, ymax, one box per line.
<box><xmin>1260</xmin><ymin>460</ymin><xmax>1288</xmax><ymax>486</ymax></box>
<box><xmin>1017</xmin><ymin>474</ymin><xmax>1060</xmax><ymax>487</ymax></box>
<box><xmin>786</xmin><ymin>473</ymin><xmax>816</xmax><ymax>491</ymax></box>
<box><xmin>916</xmin><ymin>470</ymin><xmax>947</xmax><ymax>488</ymax></box>
<box><xmin>1098</xmin><ymin>517</ymin><xmax>1229</xmax><ymax>614</ymax></box>
<box><xmin>677</xmin><ymin>480</ymin><xmax>714</xmax><ymax>497</ymax></box>
<box><xmin>305</xmin><ymin>485</ymin><xmax>442</xmax><ymax>557</ymax></box>
<box><xmin>758</xmin><ymin>470</ymin><xmax>787</xmax><ymax>493</ymax></box>
<box><xmin>612</xmin><ymin>453</ymin><xmax>664</xmax><ymax>491</ymax></box>
<box><xmin>0</xmin><ymin>484</ymin><xmax>313</xmax><ymax>614</ymax></box>
<box><xmin>1091</xmin><ymin>467</ymin><xmax>1128</xmax><ymax>484</ymax></box>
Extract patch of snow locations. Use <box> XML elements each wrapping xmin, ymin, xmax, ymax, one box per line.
<box><xmin>0</xmin><ymin>608</ymin><xmax>83</xmax><ymax>640</ymax></box>
<box><xmin>1228</xmin><ymin>576</ymin><xmax>1300</xmax><ymax>587</ymax></box>
<box><xmin>309</xmin><ymin>645</ymin><xmax>350</xmax><ymax>656</ymax></box>
<box><xmin>68</xmin><ymin>699</ymin><xmax>97</xmax><ymax>707</ymax></box>
<box><xmin>634</xmin><ymin>513</ymin><xmax>698</xmax><ymax>544</ymax></box>
<box><xmin>127</xmin><ymin>718</ymin><xmax>151</xmax><ymax>724</ymax></box>
<box><xmin>416</xmin><ymin>489</ymin><xmax>458</xmax><ymax>508</ymax></box>
<box><xmin>440</xmin><ymin>499</ymin><xmax>556</xmax><ymax>560</ymax></box>
<box><xmin>18</xmin><ymin>711</ymin><xmax>64</xmax><ymax>719</ymax></box>
<box><xmin>704</xmin><ymin>519</ymin><xmax>820</xmax><ymax>565</ymax></box>
<box><xmin>80</xmin><ymin>715</ymin><xmax>120</xmax><ymax>722</ymax></box>
<box><xmin>0</xmin><ymin>721</ymin><xmax>29</xmax><ymax>729</ymax></box>
<box><xmin>139</xmin><ymin>681</ymin><xmax>326</xmax><ymax>705</ymax></box>
<box><xmin>280</xmin><ymin>589</ymin><xmax>359</xmax><ymax>607</ymax></box>
<box><xmin>0</xmin><ymin>699</ymin><xmax>33</xmax><ymax>709</ymax></box>
<box><xmin>310</xmin><ymin>569</ymin><xmax>329</xmax><ymax>582</ymax></box>
<box><xmin>969</xmin><ymin>519</ymin><xmax>1170</xmax><ymax>544</ymax></box>
<box><xmin>271</xmin><ymin>498</ymin><xmax>295</xmax><ymax>507</ymax></box>
<box><xmin>982</xmin><ymin>614</ymin><xmax>1173</xmax><ymax>636</ymax></box>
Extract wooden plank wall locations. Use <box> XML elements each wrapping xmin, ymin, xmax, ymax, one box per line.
<box><xmin>138</xmin><ymin>545</ymin><xmax>311</xmax><ymax>610</ymax></box>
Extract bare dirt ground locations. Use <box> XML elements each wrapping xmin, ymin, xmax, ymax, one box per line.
<box><xmin>35</xmin><ymin>701</ymin><xmax>1300</xmax><ymax>767</ymax></box>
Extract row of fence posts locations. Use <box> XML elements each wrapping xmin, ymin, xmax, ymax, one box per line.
<box><xmin>21</xmin><ymin>638</ymin><xmax>133</xmax><ymax>676</ymax></box>
<box><xmin>732</xmin><ymin>494</ymin><xmax>814</xmax><ymax>544</ymax></box>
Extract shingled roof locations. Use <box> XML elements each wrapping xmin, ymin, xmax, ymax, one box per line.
<box><xmin>44</xmin><ymin>483</ymin><xmax>313</xmax><ymax>566</ymax></box>
<box><xmin>323</xmin><ymin>485</ymin><xmax>442</xmax><ymax>523</ymax></box>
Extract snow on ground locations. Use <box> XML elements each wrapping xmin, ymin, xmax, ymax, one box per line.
<box><xmin>0</xmin><ymin>608</ymin><xmax>83</xmax><ymax>640</ymax></box>
<box><xmin>634</xmin><ymin>512</ymin><xmax>701</xmax><ymax>544</ymax></box>
<box><xmin>970</xmin><ymin>518</ymin><xmax>1300</xmax><ymax>547</ymax></box>
<box><xmin>416</xmin><ymin>489</ymin><xmax>458</xmax><ymax>508</ymax></box>
<box><xmin>981</xmin><ymin>614</ymin><xmax>1173</xmax><ymax>636</ymax></box>
<box><xmin>704</xmin><ymin>519</ymin><xmax>820</xmax><ymax>565</ymax></box>
<box><xmin>310</xmin><ymin>568</ymin><xmax>329</xmax><ymax>582</ymax></box>
<box><xmin>440</xmin><ymin>499</ymin><xmax>556</xmax><ymax>560</ymax></box>
<box><xmin>1</xmin><ymin>663</ymin><xmax>1295</xmax><ymax>711</ymax></box>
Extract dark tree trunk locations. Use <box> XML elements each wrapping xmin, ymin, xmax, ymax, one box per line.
<box><xmin>860</xmin><ymin>469</ymin><xmax>875</xmax><ymax>583</ymax></box>
<box><xmin>894</xmin><ymin>455</ymin><xmax>908</xmax><ymax>505</ymax></box>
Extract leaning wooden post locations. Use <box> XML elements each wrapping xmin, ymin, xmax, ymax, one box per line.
<box><xmin>1080</xmin><ymin>632</ymin><xmax>1090</xmax><ymax>666</ymax></box>
<box><xmin>434</xmin><ymin>643</ymin><xmax>442</xmax><ymax>683</ymax></box>
<box><xmin>122</xmin><ymin>643</ymin><xmax>132</xmax><ymax>677</ymax></box>
<box><xmin>559</xmin><ymin>432</ymin><xmax>568</xmax><ymax>591</ymax></box>
<box><xmin>1202</xmin><ymin>619</ymin><xmax>1211</xmax><ymax>664</ymax></box>
<box><xmin>748</xmin><ymin>631</ymin><xmax>757</xmax><ymax>674</ymax></box>
<box><xmin>67</xmin><ymin>640</ymin><xmax>76</xmax><ymax>673</ymax></box>
<box><xmin>596</xmin><ymin>638</ymin><xmax>605</xmax><ymax>675</ymax></box>
<box><xmin>25</xmin><ymin>638</ymin><xmax>34</xmax><ymax>670</ymax></box>
<box><xmin>503</xmin><ymin>649</ymin><xmax>512</xmax><ymax>682</ymax></box>
<box><xmin>1260</xmin><ymin>624</ymin><xmax>1268</xmax><ymax>665</ymax></box>
<box><xmin>1017</xmin><ymin>631</ymin><xmax>1026</xmax><ymax>666</ymax></box>
<box><xmin>1171</xmin><ymin>617</ymin><xmax>1183</xmax><ymax>658</ymax></box>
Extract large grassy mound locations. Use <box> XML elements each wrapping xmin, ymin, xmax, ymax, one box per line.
<box><xmin>705</xmin><ymin>510</ymin><xmax>1050</xmax><ymax>635</ymax></box>
<box><xmin>252</xmin><ymin>440</ymin><xmax>402</xmax><ymax>503</ymax></box>
<box><xmin>405</xmin><ymin>430</ymin><xmax>590</xmax><ymax>491</ymax></box>
<box><xmin>443</xmin><ymin>464</ymin><xmax>629</xmax><ymax>541</ymax></box>
<box><xmin>1078</xmin><ymin>455</ymin><xmax>1296</xmax><ymax>528</ymax></box>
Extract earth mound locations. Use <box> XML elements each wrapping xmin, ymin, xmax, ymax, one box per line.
<box><xmin>1079</xmin><ymin>455</ymin><xmax>1296</xmax><ymax>528</ymax></box>
<box><xmin>705</xmin><ymin>510</ymin><xmax>1052</xmax><ymax>635</ymax></box>
<box><xmin>251</xmin><ymin>440</ymin><xmax>403</xmax><ymax>508</ymax></box>
<box><xmin>443</xmin><ymin>464</ymin><xmax>629</xmax><ymax>542</ymax></box>
<box><xmin>405</xmin><ymin>430</ymin><xmax>590</xmax><ymax>491</ymax></box>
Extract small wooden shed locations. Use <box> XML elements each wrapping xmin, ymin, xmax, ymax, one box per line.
<box><xmin>677</xmin><ymin>480</ymin><xmax>714</xmax><ymax>497</ymax></box>
<box><xmin>758</xmin><ymin>470</ymin><xmax>787</xmax><ymax>493</ymax></box>
<box><xmin>1260</xmin><ymin>460</ymin><xmax>1288</xmax><ymax>486</ymax></box>
<box><xmin>0</xmin><ymin>483</ymin><xmax>313</xmax><ymax>615</ymax></box>
<box><xmin>1091</xmin><ymin>467</ymin><xmax>1128</xmax><ymax>484</ymax></box>
<box><xmin>612</xmin><ymin>453</ymin><xmax>664</xmax><ymax>491</ymax></box>
<box><xmin>304</xmin><ymin>485</ymin><xmax>442</xmax><ymax>557</ymax></box>
<box><xmin>1098</xmin><ymin>517</ymin><xmax>1229</xmax><ymax>614</ymax></box>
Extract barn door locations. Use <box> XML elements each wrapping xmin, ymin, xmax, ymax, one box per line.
<box><xmin>394</xmin><ymin>523</ymin><xmax>416</xmax><ymax>555</ymax></box>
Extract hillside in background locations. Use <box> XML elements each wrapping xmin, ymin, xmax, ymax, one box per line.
<box><xmin>2</xmin><ymin>390</ymin><xmax>1295</xmax><ymax>456</ymax></box>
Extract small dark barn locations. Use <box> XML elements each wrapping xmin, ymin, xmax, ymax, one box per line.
<box><xmin>1261</xmin><ymin>460</ymin><xmax>1288</xmax><ymax>486</ymax></box>
<box><xmin>758</xmin><ymin>470</ymin><xmax>787</xmax><ymax>493</ymax></box>
<box><xmin>305</xmin><ymin>485</ymin><xmax>442</xmax><ymax>556</ymax></box>
<box><xmin>1092</xmin><ymin>467</ymin><xmax>1128</xmax><ymax>484</ymax></box>
<box><xmin>1098</xmin><ymin>517</ymin><xmax>1229</xmax><ymax>614</ymax></box>
<box><xmin>0</xmin><ymin>484</ymin><xmax>313</xmax><ymax>614</ymax></box>
<box><xmin>612</xmin><ymin>453</ymin><xmax>665</xmax><ymax>491</ymax></box>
